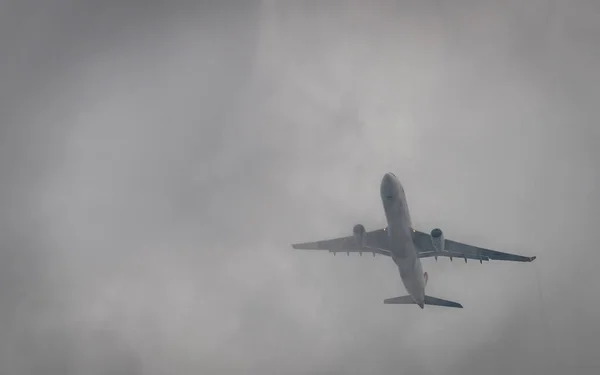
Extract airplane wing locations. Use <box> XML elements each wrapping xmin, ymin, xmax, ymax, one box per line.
<box><xmin>411</xmin><ymin>230</ymin><xmax>536</xmax><ymax>263</ymax></box>
<box><xmin>291</xmin><ymin>228</ymin><xmax>392</xmax><ymax>256</ymax></box>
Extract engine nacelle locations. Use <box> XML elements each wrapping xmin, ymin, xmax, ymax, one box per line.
<box><xmin>353</xmin><ymin>224</ymin><xmax>367</xmax><ymax>248</ymax></box>
<box><xmin>430</xmin><ymin>228</ymin><xmax>445</xmax><ymax>252</ymax></box>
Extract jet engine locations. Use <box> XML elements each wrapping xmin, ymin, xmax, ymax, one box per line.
<box><xmin>430</xmin><ymin>228</ymin><xmax>445</xmax><ymax>252</ymax></box>
<box><xmin>353</xmin><ymin>224</ymin><xmax>367</xmax><ymax>248</ymax></box>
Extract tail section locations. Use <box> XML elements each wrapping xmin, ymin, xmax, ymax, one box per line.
<box><xmin>384</xmin><ymin>295</ymin><xmax>463</xmax><ymax>309</ymax></box>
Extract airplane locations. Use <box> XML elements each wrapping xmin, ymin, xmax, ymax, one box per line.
<box><xmin>291</xmin><ymin>172</ymin><xmax>537</xmax><ymax>309</ymax></box>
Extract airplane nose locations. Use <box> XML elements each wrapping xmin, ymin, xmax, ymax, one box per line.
<box><xmin>381</xmin><ymin>173</ymin><xmax>394</xmax><ymax>188</ymax></box>
<box><xmin>381</xmin><ymin>173</ymin><xmax>397</xmax><ymax>197</ymax></box>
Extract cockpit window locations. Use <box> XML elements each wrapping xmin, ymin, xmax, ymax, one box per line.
<box><xmin>386</xmin><ymin>195</ymin><xmax>394</xmax><ymax>200</ymax></box>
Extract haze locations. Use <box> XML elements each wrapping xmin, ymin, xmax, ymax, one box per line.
<box><xmin>1</xmin><ymin>1</ymin><xmax>599</xmax><ymax>374</ymax></box>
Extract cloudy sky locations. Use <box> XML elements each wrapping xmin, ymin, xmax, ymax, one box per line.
<box><xmin>1</xmin><ymin>0</ymin><xmax>599</xmax><ymax>374</ymax></box>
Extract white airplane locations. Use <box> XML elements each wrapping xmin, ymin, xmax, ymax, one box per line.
<box><xmin>291</xmin><ymin>172</ymin><xmax>537</xmax><ymax>309</ymax></box>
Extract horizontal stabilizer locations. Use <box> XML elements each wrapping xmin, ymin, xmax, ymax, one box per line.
<box><xmin>383</xmin><ymin>295</ymin><xmax>415</xmax><ymax>305</ymax></box>
<box><xmin>423</xmin><ymin>295</ymin><xmax>463</xmax><ymax>308</ymax></box>
<box><xmin>384</xmin><ymin>295</ymin><xmax>463</xmax><ymax>308</ymax></box>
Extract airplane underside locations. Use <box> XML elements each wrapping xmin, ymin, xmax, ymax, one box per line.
<box><xmin>290</xmin><ymin>172</ymin><xmax>537</xmax><ymax>310</ymax></box>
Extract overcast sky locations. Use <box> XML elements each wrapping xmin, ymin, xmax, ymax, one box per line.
<box><xmin>1</xmin><ymin>1</ymin><xmax>599</xmax><ymax>374</ymax></box>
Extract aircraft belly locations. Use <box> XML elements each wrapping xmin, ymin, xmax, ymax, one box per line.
<box><xmin>385</xmin><ymin>202</ymin><xmax>413</xmax><ymax>258</ymax></box>
<box><xmin>390</xmin><ymin>232</ymin><xmax>424</xmax><ymax>303</ymax></box>
<box><xmin>382</xmin><ymin>184</ymin><xmax>425</xmax><ymax>304</ymax></box>
<box><xmin>397</xmin><ymin>260</ymin><xmax>425</xmax><ymax>301</ymax></box>
<box><xmin>388</xmin><ymin>226</ymin><xmax>413</xmax><ymax>258</ymax></box>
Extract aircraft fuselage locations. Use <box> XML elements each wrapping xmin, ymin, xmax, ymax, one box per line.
<box><xmin>380</xmin><ymin>173</ymin><xmax>426</xmax><ymax>308</ymax></box>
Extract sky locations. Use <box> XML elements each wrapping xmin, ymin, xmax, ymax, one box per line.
<box><xmin>1</xmin><ymin>0</ymin><xmax>599</xmax><ymax>374</ymax></box>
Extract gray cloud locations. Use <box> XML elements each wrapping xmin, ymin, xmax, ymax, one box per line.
<box><xmin>1</xmin><ymin>0</ymin><xmax>599</xmax><ymax>374</ymax></box>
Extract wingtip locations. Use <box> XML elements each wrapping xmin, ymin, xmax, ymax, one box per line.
<box><xmin>529</xmin><ymin>256</ymin><xmax>537</xmax><ymax>262</ymax></box>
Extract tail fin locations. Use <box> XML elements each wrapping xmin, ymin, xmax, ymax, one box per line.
<box><xmin>384</xmin><ymin>295</ymin><xmax>463</xmax><ymax>308</ymax></box>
